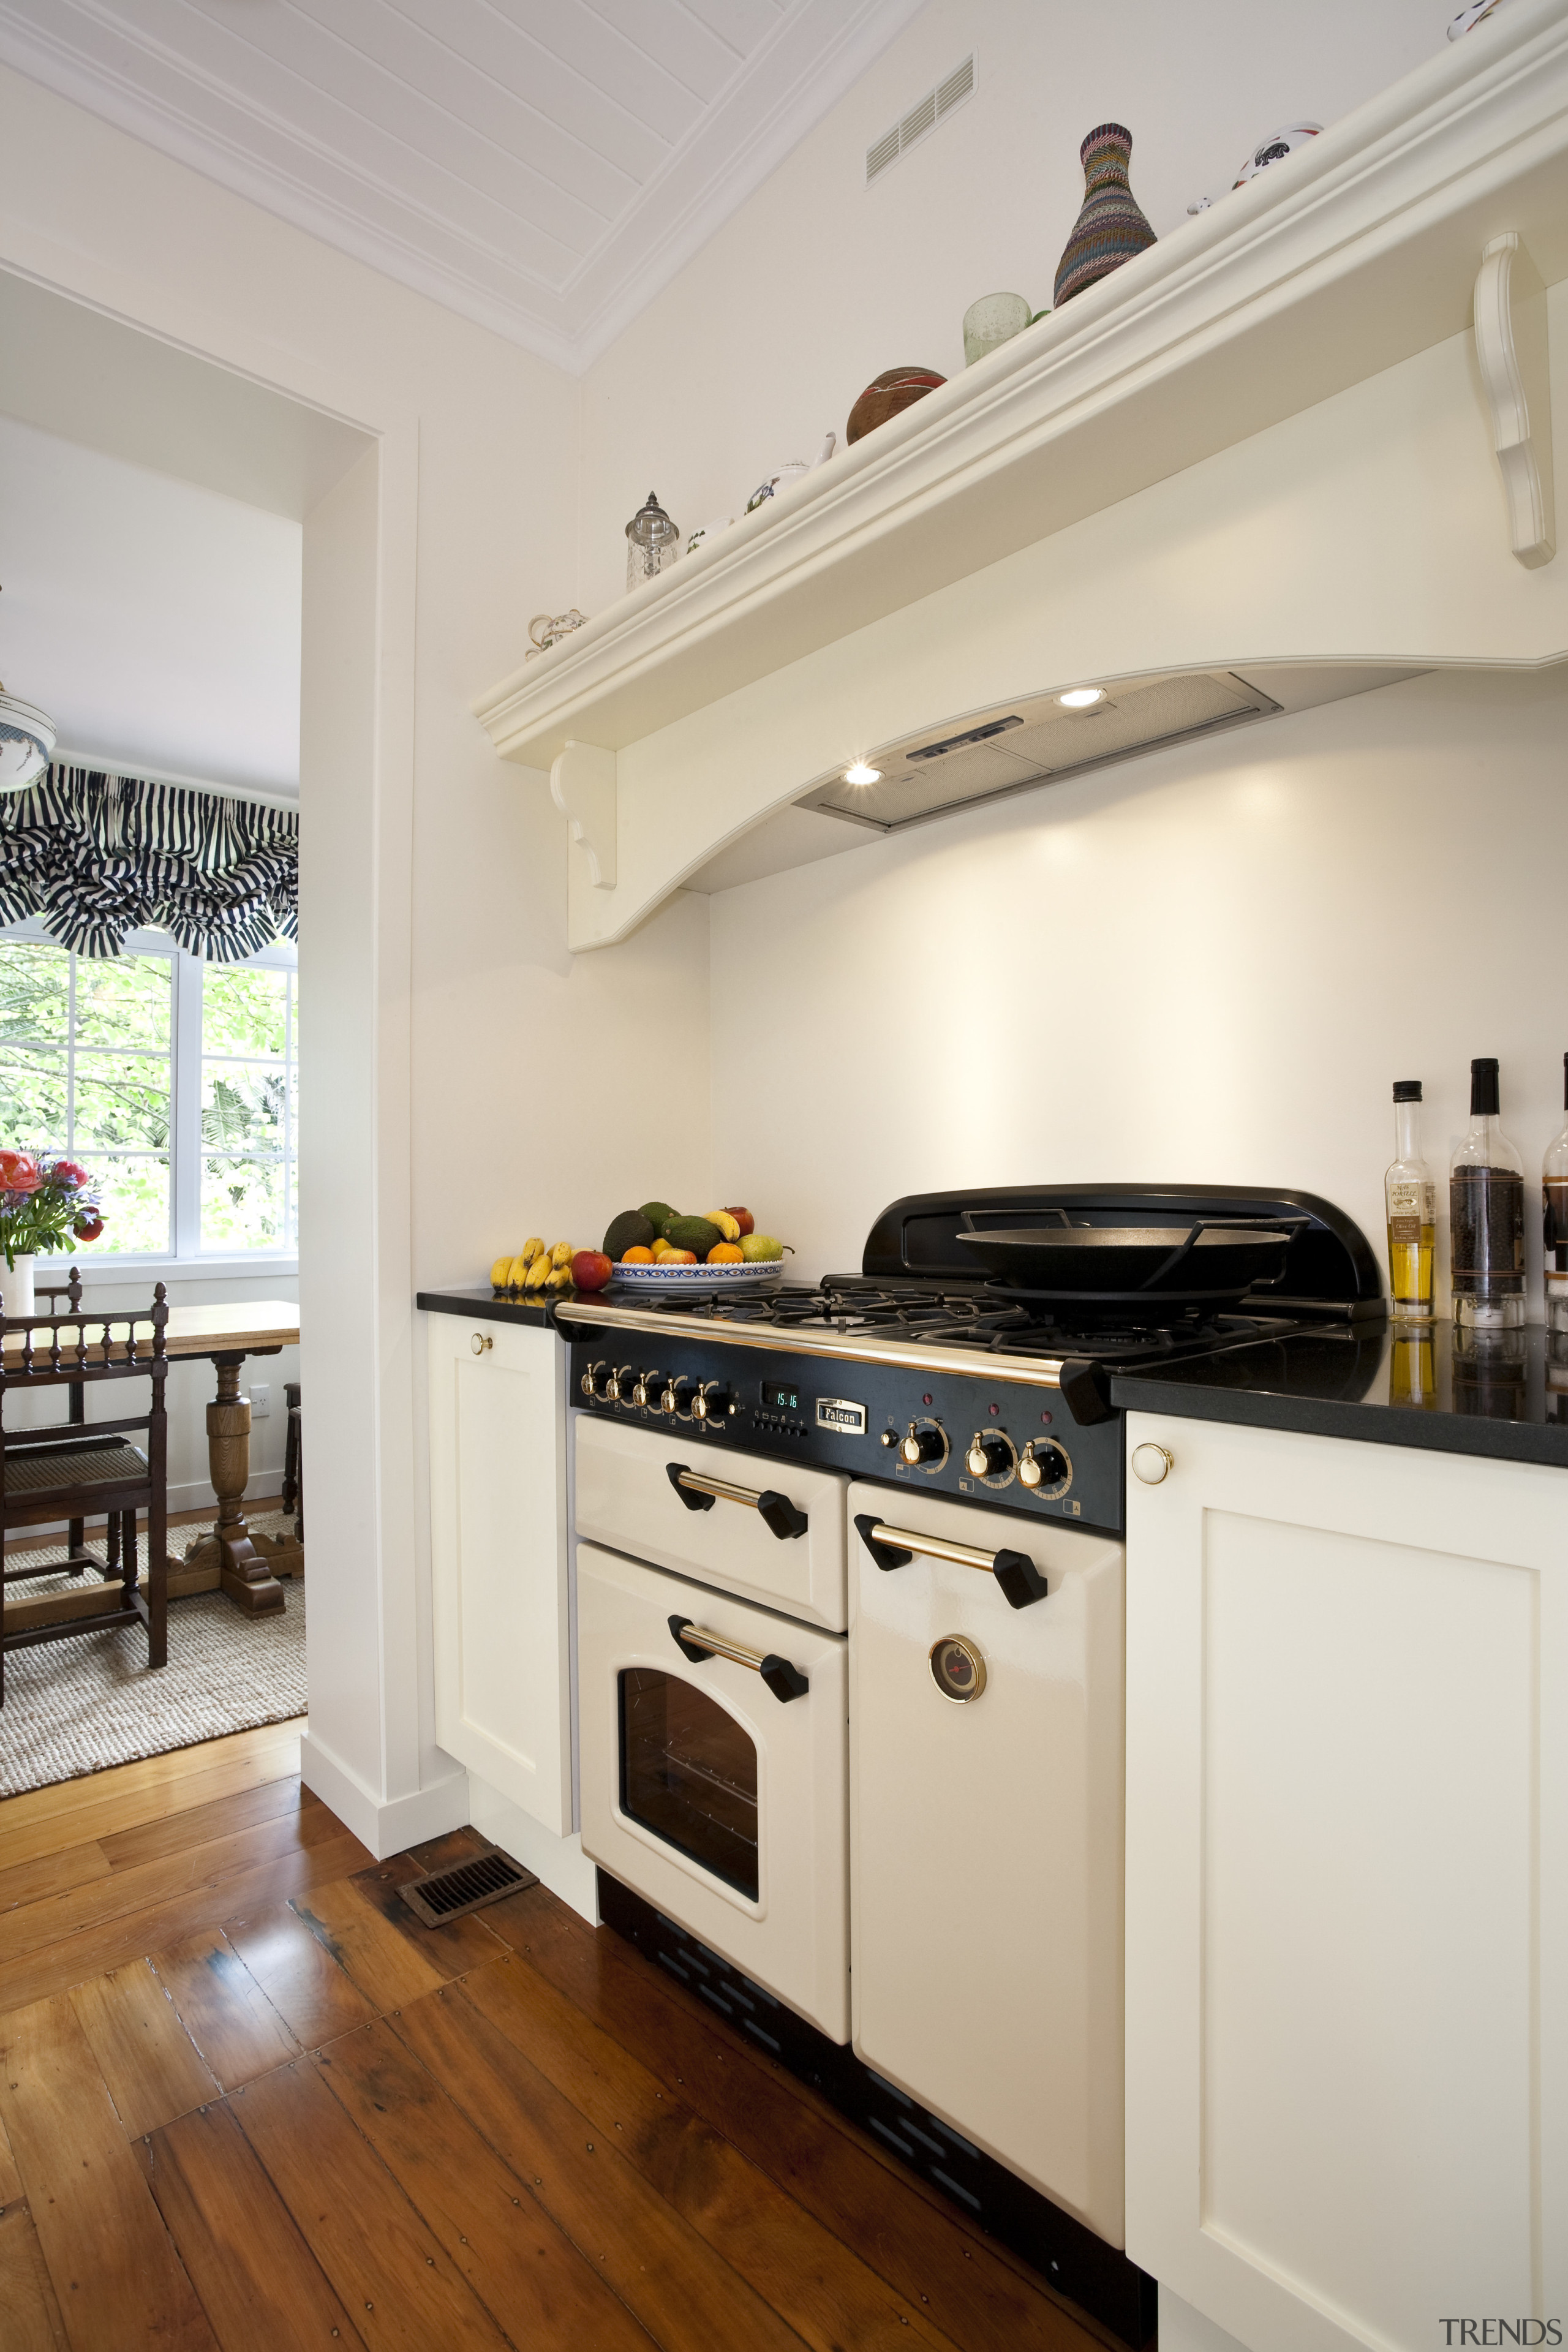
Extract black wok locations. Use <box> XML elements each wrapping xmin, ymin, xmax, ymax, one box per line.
<box><xmin>954</xmin><ymin>1216</ymin><xmax>1295</xmax><ymax>1295</ymax></box>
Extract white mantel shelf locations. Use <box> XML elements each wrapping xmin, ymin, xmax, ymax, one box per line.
<box><xmin>476</xmin><ymin>0</ymin><xmax>1568</xmax><ymax>774</ymax></box>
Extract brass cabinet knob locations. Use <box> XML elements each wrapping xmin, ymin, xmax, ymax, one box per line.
<box><xmin>1131</xmin><ymin>1442</ymin><xmax>1174</xmax><ymax>1485</ymax></box>
<box><xmin>470</xmin><ymin>1332</ymin><xmax>493</xmax><ymax>1355</ymax></box>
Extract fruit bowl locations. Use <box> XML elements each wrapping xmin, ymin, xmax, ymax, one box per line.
<box><xmin>609</xmin><ymin>1259</ymin><xmax>786</xmax><ymax>1294</ymax></box>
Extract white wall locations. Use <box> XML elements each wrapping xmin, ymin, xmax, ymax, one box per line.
<box><xmin>709</xmin><ymin>665</ymin><xmax>1568</xmax><ymax>1315</ymax></box>
<box><xmin>578</xmin><ymin>0</ymin><xmax>1446</xmax><ymax>614</ymax></box>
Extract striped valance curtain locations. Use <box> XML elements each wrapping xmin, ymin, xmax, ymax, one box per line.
<box><xmin>0</xmin><ymin>765</ymin><xmax>297</xmax><ymax>961</ymax></box>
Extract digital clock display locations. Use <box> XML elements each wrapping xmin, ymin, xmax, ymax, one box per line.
<box><xmin>761</xmin><ymin>1379</ymin><xmax>801</xmax><ymax>1412</ymax></box>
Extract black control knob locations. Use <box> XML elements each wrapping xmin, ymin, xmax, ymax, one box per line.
<box><xmin>1018</xmin><ymin>1440</ymin><xmax>1070</xmax><ymax>1493</ymax></box>
<box><xmin>966</xmin><ymin>1430</ymin><xmax>1014</xmax><ymax>1480</ymax></box>
<box><xmin>899</xmin><ymin>1420</ymin><xmax>946</xmax><ymax>1468</ymax></box>
<box><xmin>605</xmin><ymin>1364</ymin><xmax>635</xmax><ymax>1404</ymax></box>
<box><xmin>690</xmin><ymin>1381</ymin><xmax>732</xmax><ymax>1423</ymax></box>
<box><xmin>659</xmin><ymin>1376</ymin><xmax>701</xmax><ymax>1418</ymax></box>
<box><xmin>630</xmin><ymin>1369</ymin><xmax>662</xmax><ymax>1409</ymax></box>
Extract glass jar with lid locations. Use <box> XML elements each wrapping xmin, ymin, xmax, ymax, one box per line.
<box><xmin>625</xmin><ymin>492</ymin><xmax>680</xmax><ymax>592</ymax></box>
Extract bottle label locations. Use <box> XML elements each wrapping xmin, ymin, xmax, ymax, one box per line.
<box><xmin>1545</xmin><ymin>1178</ymin><xmax>1568</xmax><ymax>1268</ymax></box>
<box><xmin>1451</xmin><ymin>1169</ymin><xmax>1525</xmax><ymax>1291</ymax></box>
<box><xmin>1387</xmin><ymin>1181</ymin><xmax>1434</xmax><ymax>1245</ymax></box>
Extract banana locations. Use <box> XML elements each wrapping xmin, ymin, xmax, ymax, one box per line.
<box><xmin>491</xmin><ymin>1254</ymin><xmax>514</xmax><ymax>1291</ymax></box>
<box><xmin>704</xmin><ymin>1210</ymin><xmax>741</xmax><ymax>1243</ymax></box>
<box><xmin>519</xmin><ymin>1237</ymin><xmax>545</xmax><ymax>1266</ymax></box>
<box><xmin>507</xmin><ymin>1254</ymin><xmax>532</xmax><ymax>1289</ymax></box>
<box><xmin>548</xmin><ymin>1240</ymin><xmax>574</xmax><ymax>1268</ymax></box>
<box><xmin>522</xmin><ymin>1253</ymin><xmax>551</xmax><ymax>1289</ymax></box>
<box><xmin>543</xmin><ymin>1264</ymin><xmax>573</xmax><ymax>1290</ymax></box>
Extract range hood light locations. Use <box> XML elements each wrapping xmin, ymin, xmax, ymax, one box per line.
<box><xmin>843</xmin><ymin>760</ymin><xmax>882</xmax><ymax>785</ymax></box>
<box><xmin>1056</xmin><ymin>687</ymin><xmax>1106</xmax><ymax>709</ymax></box>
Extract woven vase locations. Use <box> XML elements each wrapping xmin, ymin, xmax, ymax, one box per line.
<box><xmin>1053</xmin><ymin>123</ymin><xmax>1155</xmax><ymax>307</ymax></box>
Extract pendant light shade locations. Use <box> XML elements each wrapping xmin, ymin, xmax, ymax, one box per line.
<box><xmin>0</xmin><ymin>687</ymin><xmax>55</xmax><ymax>793</ymax></box>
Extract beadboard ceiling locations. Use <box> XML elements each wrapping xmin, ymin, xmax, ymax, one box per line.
<box><xmin>0</xmin><ymin>0</ymin><xmax>924</xmax><ymax>372</ymax></box>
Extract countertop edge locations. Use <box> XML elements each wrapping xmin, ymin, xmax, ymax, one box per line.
<box><xmin>1110</xmin><ymin>1371</ymin><xmax>1568</xmax><ymax>1471</ymax></box>
<box><xmin>417</xmin><ymin>1287</ymin><xmax>558</xmax><ymax>1329</ymax></box>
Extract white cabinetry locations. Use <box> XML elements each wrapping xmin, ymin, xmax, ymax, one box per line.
<box><xmin>1125</xmin><ymin>1411</ymin><xmax>1566</xmax><ymax>2352</ymax></box>
<box><xmin>427</xmin><ymin>1314</ymin><xmax>571</xmax><ymax>1835</ymax></box>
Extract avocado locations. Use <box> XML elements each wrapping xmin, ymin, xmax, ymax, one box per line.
<box><xmin>639</xmin><ymin>1200</ymin><xmax>676</xmax><ymax>1232</ymax></box>
<box><xmin>605</xmin><ymin>1208</ymin><xmax>656</xmax><ymax>1259</ymax></box>
<box><xmin>664</xmin><ymin>1215</ymin><xmax>723</xmax><ymax>1257</ymax></box>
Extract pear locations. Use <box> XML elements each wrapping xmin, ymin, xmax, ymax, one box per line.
<box><xmin>739</xmin><ymin>1232</ymin><xmax>786</xmax><ymax>1262</ymax></box>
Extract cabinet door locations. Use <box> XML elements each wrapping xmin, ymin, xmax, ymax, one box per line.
<box><xmin>428</xmin><ymin>1316</ymin><xmax>570</xmax><ymax>1834</ymax></box>
<box><xmin>1125</xmin><ymin>1412</ymin><xmax>1566</xmax><ymax>2352</ymax></box>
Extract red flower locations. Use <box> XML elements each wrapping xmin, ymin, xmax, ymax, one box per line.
<box><xmin>0</xmin><ymin>1151</ymin><xmax>41</xmax><ymax>1196</ymax></box>
<box><xmin>72</xmin><ymin>1214</ymin><xmax>104</xmax><ymax>1243</ymax></box>
<box><xmin>50</xmin><ymin>1160</ymin><xmax>90</xmax><ymax>1192</ymax></box>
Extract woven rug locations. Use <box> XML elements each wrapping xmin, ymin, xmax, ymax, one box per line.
<box><xmin>0</xmin><ymin>1513</ymin><xmax>305</xmax><ymax>1798</ymax></box>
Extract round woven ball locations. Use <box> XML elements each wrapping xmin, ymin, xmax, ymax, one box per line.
<box><xmin>846</xmin><ymin>367</ymin><xmax>946</xmax><ymax>445</ymax></box>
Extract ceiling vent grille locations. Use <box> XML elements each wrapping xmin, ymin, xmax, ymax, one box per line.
<box><xmin>867</xmin><ymin>55</ymin><xmax>975</xmax><ymax>186</ymax></box>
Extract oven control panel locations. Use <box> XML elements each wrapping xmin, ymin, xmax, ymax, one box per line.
<box><xmin>568</xmin><ymin>1335</ymin><xmax>1123</xmax><ymax>1532</ymax></box>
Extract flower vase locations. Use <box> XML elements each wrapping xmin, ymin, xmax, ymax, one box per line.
<box><xmin>3</xmin><ymin>1254</ymin><xmax>36</xmax><ymax>1320</ymax></box>
<box><xmin>1053</xmin><ymin>123</ymin><xmax>1156</xmax><ymax>307</ymax></box>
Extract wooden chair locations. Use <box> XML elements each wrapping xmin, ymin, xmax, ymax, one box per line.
<box><xmin>282</xmin><ymin>1381</ymin><xmax>302</xmax><ymax>1545</ymax></box>
<box><xmin>0</xmin><ymin>1281</ymin><xmax>170</xmax><ymax>1704</ymax></box>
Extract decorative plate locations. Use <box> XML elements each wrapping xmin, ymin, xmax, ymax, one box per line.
<box><xmin>608</xmin><ymin>1259</ymin><xmax>786</xmax><ymax>1292</ymax></box>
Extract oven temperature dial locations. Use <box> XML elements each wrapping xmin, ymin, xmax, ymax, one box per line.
<box><xmin>659</xmin><ymin>1377</ymin><xmax>701</xmax><ymax>1418</ymax></box>
<box><xmin>899</xmin><ymin>1419</ymin><xmax>948</xmax><ymax>1471</ymax></box>
<box><xmin>690</xmin><ymin>1381</ymin><xmax>733</xmax><ymax>1422</ymax></box>
<box><xmin>1018</xmin><ymin>1439</ymin><xmax>1072</xmax><ymax>1499</ymax></box>
<box><xmin>965</xmin><ymin>1430</ymin><xmax>1017</xmax><ymax>1486</ymax></box>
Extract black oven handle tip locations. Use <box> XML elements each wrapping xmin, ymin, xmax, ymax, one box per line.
<box><xmin>854</xmin><ymin>1515</ymin><xmax>1048</xmax><ymax>1610</ymax></box>
<box><xmin>667</xmin><ymin>1463</ymin><xmax>808</xmax><ymax>1539</ymax></box>
<box><xmin>666</xmin><ymin>1615</ymin><xmax>810</xmax><ymax>1702</ymax></box>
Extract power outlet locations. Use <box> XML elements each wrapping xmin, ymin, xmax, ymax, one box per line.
<box><xmin>249</xmin><ymin>1383</ymin><xmax>271</xmax><ymax>1419</ymax></box>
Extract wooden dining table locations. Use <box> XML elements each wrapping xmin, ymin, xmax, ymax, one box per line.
<box><xmin>5</xmin><ymin>1298</ymin><xmax>302</xmax><ymax>1619</ymax></box>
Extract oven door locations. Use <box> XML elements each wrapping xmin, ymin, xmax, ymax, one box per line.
<box><xmin>848</xmin><ymin>1482</ymin><xmax>1126</xmax><ymax>2244</ymax></box>
<box><xmin>578</xmin><ymin>1541</ymin><xmax>848</xmax><ymax>2041</ymax></box>
<box><xmin>575</xmin><ymin>1412</ymin><xmax>848</xmax><ymax>1629</ymax></box>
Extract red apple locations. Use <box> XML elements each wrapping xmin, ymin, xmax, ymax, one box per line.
<box><xmin>725</xmin><ymin>1205</ymin><xmax>755</xmax><ymax>1236</ymax></box>
<box><xmin>571</xmin><ymin>1248</ymin><xmax>613</xmax><ymax>1292</ymax></box>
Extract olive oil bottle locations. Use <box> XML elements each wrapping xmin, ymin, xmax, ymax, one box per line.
<box><xmin>1450</xmin><ymin>1057</ymin><xmax>1525</xmax><ymax>1332</ymax></box>
<box><xmin>1384</xmin><ymin>1079</ymin><xmax>1435</xmax><ymax>1322</ymax></box>
<box><xmin>1544</xmin><ymin>1052</ymin><xmax>1568</xmax><ymax>1332</ymax></box>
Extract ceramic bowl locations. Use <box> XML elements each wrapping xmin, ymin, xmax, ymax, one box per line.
<box><xmin>609</xmin><ymin>1259</ymin><xmax>787</xmax><ymax>1293</ymax></box>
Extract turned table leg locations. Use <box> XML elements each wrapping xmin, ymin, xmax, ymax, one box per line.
<box><xmin>181</xmin><ymin>1352</ymin><xmax>285</xmax><ymax>1616</ymax></box>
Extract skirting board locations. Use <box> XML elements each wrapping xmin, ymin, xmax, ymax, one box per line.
<box><xmin>1160</xmin><ymin>2288</ymin><xmax>1253</xmax><ymax>2352</ymax></box>
<box><xmin>467</xmin><ymin>1772</ymin><xmax>598</xmax><ymax>1925</ymax></box>
<box><xmin>300</xmin><ymin>1727</ymin><xmax>469</xmax><ymax>1861</ymax></box>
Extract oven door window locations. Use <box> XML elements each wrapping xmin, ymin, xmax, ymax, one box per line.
<box><xmin>619</xmin><ymin>1667</ymin><xmax>760</xmax><ymax>1900</ymax></box>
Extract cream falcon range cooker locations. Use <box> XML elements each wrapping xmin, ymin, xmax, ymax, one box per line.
<box><xmin>558</xmin><ymin>1185</ymin><xmax>1384</xmax><ymax>2345</ymax></box>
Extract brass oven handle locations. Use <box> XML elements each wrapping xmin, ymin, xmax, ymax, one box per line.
<box><xmin>854</xmin><ymin>1513</ymin><xmax>1049</xmax><ymax>1611</ymax></box>
<box><xmin>665</xmin><ymin>1463</ymin><xmax>808</xmax><ymax>1540</ymax></box>
<box><xmin>667</xmin><ymin>1615</ymin><xmax>810</xmax><ymax>1702</ymax></box>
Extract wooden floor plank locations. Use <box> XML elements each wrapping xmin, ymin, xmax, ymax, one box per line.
<box><xmin>0</xmin><ymin>1828</ymin><xmax>371</xmax><ymax>2018</ymax></box>
<box><xmin>392</xmin><ymin>1980</ymin><xmax>809</xmax><ymax>2352</ymax></box>
<box><xmin>492</xmin><ymin>1887</ymin><xmax>1095</xmax><ymax>2352</ymax></box>
<box><xmin>232</xmin><ymin>2055</ymin><xmax>513</xmax><ymax>2351</ymax></box>
<box><xmin>0</xmin><ymin>1722</ymin><xmax>303</xmax><ymax>1852</ymax></box>
<box><xmin>0</xmin><ymin>1747</ymin><xmax>304</xmax><ymax>1882</ymax></box>
<box><xmin>345</xmin><ymin>1853</ymin><xmax>510</xmax><ymax>1980</ymax></box>
<box><xmin>0</xmin><ymin>2099</ymin><xmax>23</xmax><ymax>2206</ymax></box>
<box><xmin>221</xmin><ymin>1899</ymin><xmax>377</xmax><ymax>2048</ymax></box>
<box><xmin>0</xmin><ymin>2205</ymin><xmax>67</xmax><ymax>2350</ymax></box>
<box><xmin>141</xmin><ymin>2101</ymin><xmax>369</xmax><ymax>2352</ymax></box>
<box><xmin>68</xmin><ymin>1962</ymin><xmax>219</xmax><ymax>2139</ymax></box>
<box><xmin>287</xmin><ymin>1879</ymin><xmax>453</xmax><ymax>2014</ymax></box>
<box><xmin>150</xmin><ymin>1928</ymin><xmax>301</xmax><ymax>2089</ymax></box>
<box><xmin>0</xmin><ymin>1992</ymin><xmax>216</xmax><ymax>2351</ymax></box>
<box><xmin>458</xmin><ymin>1947</ymin><xmax>951</xmax><ymax>2352</ymax></box>
<box><xmin>99</xmin><ymin>1775</ymin><xmax>311</xmax><ymax>1874</ymax></box>
<box><xmin>0</xmin><ymin>1843</ymin><xmax>112</xmax><ymax>1922</ymax></box>
<box><xmin>317</xmin><ymin>2018</ymin><xmax>659</xmax><ymax>2350</ymax></box>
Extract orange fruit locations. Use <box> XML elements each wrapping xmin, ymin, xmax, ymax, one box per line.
<box><xmin>707</xmin><ymin>1242</ymin><xmax>744</xmax><ymax>1263</ymax></box>
<box><xmin>620</xmin><ymin>1245</ymin><xmax>654</xmax><ymax>1263</ymax></box>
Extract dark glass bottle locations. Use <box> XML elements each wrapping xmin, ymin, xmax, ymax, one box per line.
<box><xmin>1543</xmin><ymin>1052</ymin><xmax>1568</xmax><ymax>1332</ymax></box>
<box><xmin>1450</xmin><ymin>1057</ymin><xmax>1525</xmax><ymax>1332</ymax></box>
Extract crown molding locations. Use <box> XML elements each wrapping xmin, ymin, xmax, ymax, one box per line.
<box><xmin>0</xmin><ymin>0</ymin><xmax>924</xmax><ymax>378</ymax></box>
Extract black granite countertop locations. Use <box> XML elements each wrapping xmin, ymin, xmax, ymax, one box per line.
<box><xmin>418</xmin><ymin>1285</ymin><xmax>559</xmax><ymax>1329</ymax></box>
<box><xmin>1112</xmin><ymin>1319</ymin><xmax>1568</xmax><ymax>1470</ymax></box>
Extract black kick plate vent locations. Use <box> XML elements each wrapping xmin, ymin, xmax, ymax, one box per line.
<box><xmin>398</xmin><ymin>1842</ymin><xmax>537</xmax><ymax>1926</ymax></box>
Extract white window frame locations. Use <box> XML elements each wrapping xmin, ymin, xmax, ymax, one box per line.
<box><xmin>0</xmin><ymin>916</ymin><xmax>298</xmax><ymax>1282</ymax></box>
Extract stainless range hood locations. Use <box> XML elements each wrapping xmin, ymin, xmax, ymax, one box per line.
<box><xmin>799</xmin><ymin>669</ymin><xmax>1281</xmax><ymax>833</ymax></box>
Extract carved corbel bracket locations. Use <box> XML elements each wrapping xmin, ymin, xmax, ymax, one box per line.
<box><xmin>1474</xmin><ymin>232</ymin><xmax>1555</xmax><ymax>568</ymax></box>
<box><xmin>549</xmin><ymin>740</ymin><xmax>617</xmax><ymax>889</ymax></box>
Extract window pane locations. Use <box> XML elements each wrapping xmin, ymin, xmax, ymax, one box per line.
<box><xmin>0</xmin><ymin>1046</ymin><xmax>67</xmax><ymax>1143</ymax></box>
<box><xmin>0</xmin><ymin>942</ymin><xmax>69</xmax><ymax>1045</ymax></box>
<box><xmin>74</xmin><ymin>1055</ymin><xmax>172</xmax><ymax>1150</ymax></box>
<box><xmin>74</xmin><ymin>955</ymin><xmax>172</xmax><ymax>1050</ymax></box>
<box><xmin>202</xmin><ymin>1060</ymin><xmax>285</xmax><ymax>1153</ymax></box>
<box><xmin>203</xmin><ymin>966</ymin><xmax>287</xmax><ymax>1058</ymax></box>
<box><xmin>74</xmin><ymin>1157</ymin><xmax>172</xmax><ymax>1256</ymax></box>
<box><xmin>202</xmin><ymin>1155</ymin><xmax>285</xmax><ymax>1250</ymax></box>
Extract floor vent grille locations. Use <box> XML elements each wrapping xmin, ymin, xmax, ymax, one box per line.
<box><xmin>398</xmin><ymin>1842</ymin><xmax>537</xmax><ymax>1926</ymax></box>
<box><xmin>867</xmin><ymin>54</ymin><xmax>974</xmax><ymax>184</ymax></box>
